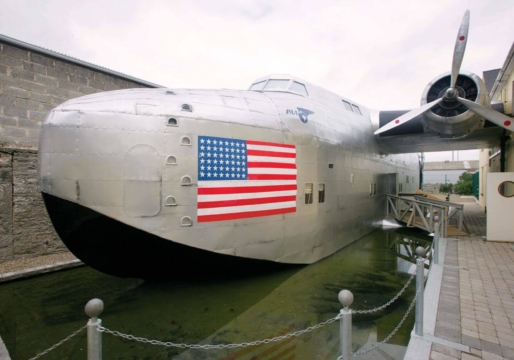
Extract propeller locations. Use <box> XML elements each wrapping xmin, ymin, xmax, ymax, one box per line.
<box><xmin>451</xmin><ymin>10</ymin><xmax>469</xmax><ymax>89</ymax></box>
<box><xmin>374</xmin><ymin>10</ymin><xmax>513</xmax><ymax>136</ymax></box>
<box><xmin>456</xmin><ymin>97</ymin><xmax>514</xmax><ymax>131</ymax></box>
<box><xmin>374</xmin><ymin>98</ymin><xmax>442</xmax><ymax>135</ymax></box>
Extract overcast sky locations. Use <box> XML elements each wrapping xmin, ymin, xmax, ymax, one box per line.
<box><xmin>1</xmin><ymin>0</ymin><xmax>512</xmax><ymax>161</ymax></box>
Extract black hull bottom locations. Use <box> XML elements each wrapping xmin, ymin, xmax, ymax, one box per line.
<box><xmin>42</xmin><ymin>194</ymin><xmax>301</xmax><ymax>279</ymax></box>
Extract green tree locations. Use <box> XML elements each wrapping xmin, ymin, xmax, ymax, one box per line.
<box><xmin>454</xmin><ymin>172</ymin><xmax>473</xmax><ymax>195</ymax></box>
<box><xmin>439</xmin><ymin>183</ymin><xmax>453</xmax><ymax>193</ymax></box>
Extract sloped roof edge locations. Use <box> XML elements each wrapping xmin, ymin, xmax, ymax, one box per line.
<box><xmin>0</xmin><ymin>33</ymin><xmax>163</xmax><ymax>88</ymax></box>
<box><xmin>490</xmin><ymin>42</ymin><xmax>514</xmax><ymax>101</ymax></box>
<box><xmin>423</xmin><ymin>160</ymin><xmax>479</xmax><ymax>171</ymax></box>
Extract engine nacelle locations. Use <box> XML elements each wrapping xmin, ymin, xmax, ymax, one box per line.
<box><xmin>421</xmin><ymin>71</ymin><xmax>490</xmax><ymax>138</ymax></box>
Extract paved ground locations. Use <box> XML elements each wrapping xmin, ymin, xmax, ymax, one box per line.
<box><xmin>0</xmin><ymin>252</ymin><xmax>82</xmax><ymax>284</ymax></box>
<box><xmin>0</xmin><ymin>252</ymin><xmax>77</xmax><ymax>275</ymax></box>
<box><xmin>429</xmin><ymin>200</ymin><xmax>514</xmax><ymax>360</ymax></box>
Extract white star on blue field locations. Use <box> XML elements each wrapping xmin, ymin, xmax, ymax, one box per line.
<box><xmin>198</xmin><ymin>136</ymin><xmax>248</xmax><ymax>181</ymax></box>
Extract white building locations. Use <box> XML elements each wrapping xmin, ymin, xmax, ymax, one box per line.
<box><xmin>423</xmin><ymin>160</ymin><xmax>479</xmax><ymax>185</ymax></box>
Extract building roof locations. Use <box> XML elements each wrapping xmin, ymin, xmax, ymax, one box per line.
<box><xmin>483</xmin><ymin>69</ymin><xmax>500</xmax><ymax>95</ymax></box>
<box><xmin>0</xmin><ymin>33</ymin><xmax>162</xmax><ymax>88</ymax></box>
<box><xmin>424</xmin><ymin>160</ymin><xmax>479</xmax><ymax>171</ymax></box>
<box><xmin>490</xmin><ymin>42</ymin><xmax>514</xmax><ymax>101</ymax></box>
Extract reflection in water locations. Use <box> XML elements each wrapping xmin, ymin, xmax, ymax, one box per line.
<box><xmin>0</xmin><ymin>228</ymin><xmax>431</xmax><ymax>360</ymax></box>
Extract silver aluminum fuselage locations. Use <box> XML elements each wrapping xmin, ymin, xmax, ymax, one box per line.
<box><xmin>39</xmin><ymin>77</ymin><xmax>419</xmax><ymax>265</ymax></box>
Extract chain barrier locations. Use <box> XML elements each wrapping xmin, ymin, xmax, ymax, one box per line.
<box><xmin>26</xmin><ymin>261</ymin><xmax>424</xmax><ymax>359</ymax></box>
<box><xmin>98</xmin><ymin>262</ymin><xmax>422</xmax><ymax>352</ymax></box>
<box><xmin>98</xmin><ymin>315</ymin><xmax>340</xmax><ymax>349</ymax></box>
<box><xmin>352</xmin><ymin>267</ymin><xmax>417</xmax><ymax>315</ymax></box>
<box><xmin>28</xmin><ymin>325</ymin><xmax>86</xmax><ymax>360</ymax></box>
<box><xmin>349</xmin><ymin>284</ymin><xmax>422</xmax><ymax>357</ymax></box>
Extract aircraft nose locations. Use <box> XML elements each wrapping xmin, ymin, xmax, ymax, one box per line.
<box><xmin>38</xmin><ymin>88</ymin><xmax>197</xmax><ymax>208</ymax></box>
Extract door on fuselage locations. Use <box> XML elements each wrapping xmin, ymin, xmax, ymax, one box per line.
<box><xmin>386</xmin><ymin>173</ymin><xmax>398</xmax><ymax>195</ymax></box>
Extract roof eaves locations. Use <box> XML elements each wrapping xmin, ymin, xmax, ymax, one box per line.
<box><xmin>490</xmin><ymin>42</ymin><xmax>514</xmax><ymax>101</ymax></box>
<box><xmin>0</xmin><ymin>33</ymin><xmax>164</xmax><ymax>88</ymax></box>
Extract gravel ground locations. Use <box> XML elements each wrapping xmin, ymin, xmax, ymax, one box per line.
<box><xmin>0</xmin><ymin>252</ymin><xmax>78</xmax><ymax>275</ymax></box>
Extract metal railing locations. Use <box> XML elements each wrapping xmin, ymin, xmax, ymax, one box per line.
<box><xmin>413</xmin><ymin>195</ymin><xmax>465</xmax><ymax>232</ymax></box>
<box><xmin>387</xmin><ymin>194</ymin><xmax>449</xmax><ymax>237</ymax></box>
<box><xmin>27</xmin><ymin>247</ymin><xmax>431</xmax><ymax>360</ymax></box>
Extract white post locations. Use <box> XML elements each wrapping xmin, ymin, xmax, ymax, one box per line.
<box><xmin>338</xmin><ymin>290</ymin><xmax>353</xmax><ymax>360</ymax></box>
<box><xmin>433</xmin><ymin>216</ymin><xmax>439</xmax><ymax>265</ymax></box>
<box><xmin>85</xmin><ymin>298</ymin><xmax>104</xmax><ymax>360</ymax></box>
<box><xmin>415</xmin><ymin>247</ymin><xmax>426</xmax><ymax>336</ymax></box>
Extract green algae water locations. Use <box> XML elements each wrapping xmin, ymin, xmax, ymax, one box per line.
<box><xmin>0</xmin><ymin>228</ymin><xmax>431</xmax><ymax>360</ymax></box>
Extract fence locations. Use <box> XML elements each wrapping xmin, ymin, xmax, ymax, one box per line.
<box><xmin>27</xmin><ymin>237</ymin><xmax>443</xmax><ymax>360</ymax></box>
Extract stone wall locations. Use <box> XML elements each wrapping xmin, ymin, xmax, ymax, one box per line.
<box><xmin>0</xmin><ymin>152</ymin><xmax>12</xmax><ymax>262</ymax></box>
<box><xmin>0</xmin><ymin>40</ymin><xmax>156</xmax><ymax>262</ymax></box>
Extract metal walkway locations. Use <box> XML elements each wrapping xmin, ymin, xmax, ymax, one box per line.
<box><xmin>386</xmin><ymin>194</ymin><xmax>467</xmax><ymax>237</ymax></box>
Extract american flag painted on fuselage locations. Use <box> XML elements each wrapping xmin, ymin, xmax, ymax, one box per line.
<box><xmin>197</xmin><ymin>136</ymin><xmax>297</xmax><ymax>222</ymax></box>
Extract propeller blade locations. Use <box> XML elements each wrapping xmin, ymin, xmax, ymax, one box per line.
<box><xmin>456</xmin><ymin>97</ymin><xmax>514</xmax><ymax>131</ymax></box>
<box><xmin>374</xmin><ymin>98</ymin><xmax>442</xmax><ymax>135</ymax></box>
<box><xmin>450</xmin><ymin>10</ymin><xmax>470</xmax><ymax>89</ymax></box>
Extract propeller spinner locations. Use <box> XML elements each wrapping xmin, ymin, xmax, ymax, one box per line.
<box><xmin>375</xmin><ymin>10</ymin><xmax>514</xmax><ymax>135</ymax></box>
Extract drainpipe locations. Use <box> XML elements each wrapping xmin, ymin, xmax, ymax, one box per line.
<box><xmin>419</xmin><ymin>153</ymin><xmax>424</xmax><ymax>189</ymax></box>
<box><xmin>500</xmin><ymin>130</ymin><xmax>508</xmax><ymax>173</ymax></box>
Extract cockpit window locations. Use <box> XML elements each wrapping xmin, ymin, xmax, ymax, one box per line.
<box><xmin>264</xmin><ymin>79</ymin><xmax>290</xmax><ymax>90</ymax></box>
<box><xmin>250</xmin><ymin>81</ymin><xmax>267</xmax><ymax>91</ymax></box>
<box><xmin>342</xmin><ymin>100</ymin><xmax>352</xmax><ymax>112</ymax></box>
<box><xmin>249</xmin><ymin>78</ymin><xmax>309</xmax><ymax>97</ymax></box>
<box><xmin>290</xmin><ymin>81</ymin><xmax>308</xmax><ymax>96</ymax></box>
<box><xmin>351</xmin><ymin>104</ymin><xmax>362</xmax><ymax>115</ymax></box>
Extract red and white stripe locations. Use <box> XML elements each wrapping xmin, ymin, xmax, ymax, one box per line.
<box><xmin>197</xmin><ymin>140</ymin><xmax>297</xmax><ymax>222</ymax></box>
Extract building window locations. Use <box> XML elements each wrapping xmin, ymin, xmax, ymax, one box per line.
<box><xmin>406</xmin><ymin>176</ymin><xmax>410</xmax><ymax>183</ymax></box>
<box><xmin>305</xmin><ymin>183</ymin><xmax>313</xmax><ymax>204</ymax></box>
<box><xmin>350</xmin><ymin>172</ymin><xmax>354</xmax><ymax>187</ymax></box>
<box><xmin>318</xmin><ymin>183</ymin><xmax>325</xmax><ymax>203</ymax></box>
<box><xmin>373</xmin><ymin>183</ymin><xmax>377</xmax><ymax>196</ymax></box>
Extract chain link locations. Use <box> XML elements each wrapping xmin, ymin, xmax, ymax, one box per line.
<box><xmin>336</xmin><ymin>284</ymin><xmax>422</xmax><ymax>359</ymax></box>
<box><xmin>352</xmin><ymin>261</ymin><xmax>421</xmax><ymax>315</ymax></box>
<box><xmin>351</xmin><ymin>284</ymin><xmax>422</xmax><ymax>357</ymax></box>
<box><xmin>98</xmin><ymin>315</ymin><xmax>340</xmax><ymax>350</ymax></box>
<box><xmin>28</xmin><ymin>325</ymin><xmax>86</xmax><ymax>360</ymax></box>
<box><xmin>98</xmin><ymin>261</ymin><xmax>423</xmax><ymax>352</ymax></box>
<box><xmin>28</xmin><ymin>261</ymin><xmax>423</xmax><ymax>358</ymax></box>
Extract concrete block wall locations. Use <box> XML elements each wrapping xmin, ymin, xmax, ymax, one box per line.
<box><xmin>422</xmin><ymin>183</ymin><xmax>442</xmax><ymax>194</ymax></box>
<box><xmin>0</xmin><ymin>40</ymin><xmax>155</xmax><ymax>262</ymax></box>
<box><xmin>0</xmin><ymin>152</ymin><xmax>12</xmax><ymax>262</ymax></box>
<box><xmin>0</xmin><ymin>42</ymin><xmax>152</xmax><ymax>149</ymax></box>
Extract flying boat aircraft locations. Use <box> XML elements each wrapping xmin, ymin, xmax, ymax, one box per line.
<box><xmin>38</xmin><ymin>11</ymin><xmax>512</xmax><ymax>278</ymax></box>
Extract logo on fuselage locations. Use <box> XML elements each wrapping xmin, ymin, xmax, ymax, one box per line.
<box><xmin>286</xmin><ymin>107</ymin><xmax>314</xmax><ymax>123</ymax></box>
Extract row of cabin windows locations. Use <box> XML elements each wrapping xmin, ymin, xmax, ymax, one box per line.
<box><xmin>305</xmin><ymin>183</ymin><xmax>325</xmax><ymax>204</ymax></box>
<box><xmin>342</xmin><ymin>100</ymin><xmax>361</xmax><ymax>115</ymax></box>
